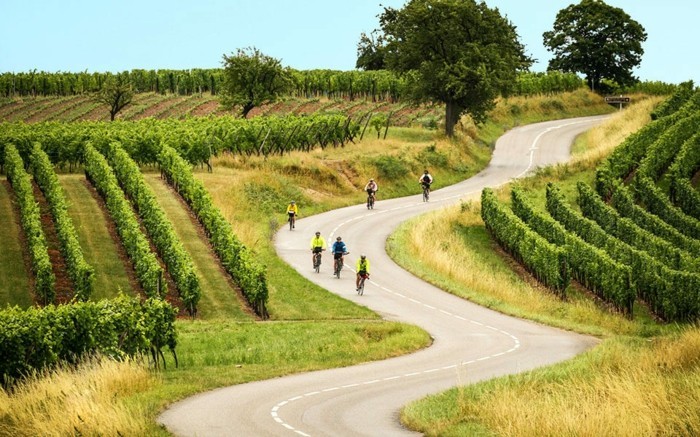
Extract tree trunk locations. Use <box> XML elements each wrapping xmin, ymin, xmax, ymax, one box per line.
<box><xmin>445</xmin><ymin>101</ymin><xmax>461</xmax><ymax>137</ymax></box>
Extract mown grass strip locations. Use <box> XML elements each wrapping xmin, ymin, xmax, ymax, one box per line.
<box><xmin>59</xmin><ymin>174</ymin><xmax>133</xmax><ymax>300</ymax></box>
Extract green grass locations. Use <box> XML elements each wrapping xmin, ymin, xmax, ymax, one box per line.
<box><xmin>59</xmin><ymin>174</ymin><xmax>133</xmax><ymax>300</ymax></box>
<box><xmin>0</xmin><ymin>179</ymin><xmax>32</xmax><ymax>308</ymax></box>
<box><xmin>138</xmin><ymin>319</ymin><xmax>432</xmax><ymax>435</ymax></box>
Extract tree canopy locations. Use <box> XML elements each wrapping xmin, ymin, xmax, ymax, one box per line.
<box><xmin>220</xmin><ymin>47</ymin><xmax>292</xmax><ymax>118</ymax></box>
<box><xmin>543</xmin><ymin>0</ymin><xmax>647</xmax><ymax>92</ymax></box>
<box><xmin>355</xmin><ymin>31</ymin><xmax>387</xmax><ymax>71</ymax></box>
<box><xmin>95</xmin><ymin>73</ymin><xmax>133</xmax><ymax>121</ymax></box>
<box><xmin>374</xmin><ymin>0</ymin><xmax>531</xmax><ymax>136</ymax></box>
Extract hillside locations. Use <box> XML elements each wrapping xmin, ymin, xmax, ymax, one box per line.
<box><xmin>0</xmin><ymin>92</ymin><xmax>442</xmax><ymax>127</ymax></box>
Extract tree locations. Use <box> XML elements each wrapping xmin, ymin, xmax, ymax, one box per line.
<box><xmin>95</xmin><ymin>73</ymin><xmax>133</xmax><ymax>121</ymax></box>
<box><xmin>355</xmin><ymin>31</ymin><xmax>387</xmax><ymax>71</ymax></box>
<box><xmin>376</xmin><ymin>0</ymin><xmax>531</xmax><ymax>137</ymax></box>
<box><xmin>220</xmin><ymin>47</ymin><xmax>292</xmax><ymax>118</ymax></box>
<box><xmin>543</xmin><ymin>0</ymin><xmax>647</xmax><ymax>92</ymax></box>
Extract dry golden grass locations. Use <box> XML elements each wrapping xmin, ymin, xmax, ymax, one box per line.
<box><xmin>0</xmin><ymin>357</ymin><xmax>155</xmax><ymax>436</ymax></box>
<box><xmin>571</xmin><ymin>94</ymin><xmax>665</xmax><ymax>167</ymax></box>
<box><xmin>392</xmin><ymin>203</ymin><xmax>639</xmax><ymax>336</ymax></box>
<box><xmin>444</xmin><ymin>329</ymin><xmax>700</xmax><ymax>437</ymax></box>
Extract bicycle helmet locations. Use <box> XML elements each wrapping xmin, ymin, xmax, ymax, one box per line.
<box><xmin>360</xmin><ymin>254</ymin><xmax>366</xmax><ymax>259</ymax></box>
<box><xmin>336</xmin><ymin>236</ymin><xmax>342</xmax><ymax>241</ymax></box>
<box><xmin>291</xmin><ymin>200</ymin><xmax>296</xmax><ymax>204</ymax></box>
<box><xmin>315</xmin><ymin>231</ymin><xmax>321</xmax><ymax>236</ymax></box>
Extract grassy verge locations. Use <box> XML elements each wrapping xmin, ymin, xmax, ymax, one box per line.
<box><xmin>393</xmin><ymin>96</ymin><xmax>700</xmax><ymax>434</ymax></box>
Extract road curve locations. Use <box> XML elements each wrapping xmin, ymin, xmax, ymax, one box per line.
<box><xmin>159</xmin><ymin>115</ymin><xmax>608</xmax><ymax>436</ymax></box>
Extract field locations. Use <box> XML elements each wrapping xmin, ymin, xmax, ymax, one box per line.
<box><xmin>3</xmin><ymin>87</ymin><xmax>700</xmax><ymax>435</ymax></box>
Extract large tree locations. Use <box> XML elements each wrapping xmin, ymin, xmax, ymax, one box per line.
<box><xmin>543</xmin><ymin>0</ymin><xmax>647</xmax><ymax>92</ymax></box>
<box><xmin>95</xmin><ymin>73</ymin><xmax>133</xmax><ymax>121</ymax></box>
<box><xmin>220</xmin><ymin>47</ymin><xmax>292</xmax><ymax>118</ymax></box>
<box><xmin>376</xmin><ymin>0</ymin><xmax>531</xmax><ymax>136</ymax></box>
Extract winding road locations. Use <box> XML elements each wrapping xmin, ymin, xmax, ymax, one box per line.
<box><xmin>159</xmin><ymin>115</ymin><xmax>608</xmax><ymax>436</ymax></box>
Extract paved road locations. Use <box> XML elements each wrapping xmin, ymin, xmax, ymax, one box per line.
<box><xmin>159</xmin><ymin>115</ymin><xmax>608</xmax><ymax>436</ymax></box>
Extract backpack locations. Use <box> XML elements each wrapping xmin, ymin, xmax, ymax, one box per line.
<box><xmin>422</xmin><ymin>175</ymin><xmax>431</xmax><ymax>183</ymax></box>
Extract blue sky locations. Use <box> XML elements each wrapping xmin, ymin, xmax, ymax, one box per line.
<box><xmin>1</xmin><ymin>0</ymin><xmax>697</xmax><ymax>84</ymax></box>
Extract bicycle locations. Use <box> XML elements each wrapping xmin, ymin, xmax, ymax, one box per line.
<box><xmin>288</xmin><ymin>213</ymin><xmax>296</xmax><ymax>230</ymax></box>
<box><xmin>312</xmin><ymin>249</ymin><xmax>323</xmax><ymax>273</ymax></box>
<box><xmin>421</xmin><ymin>183</ymin><xmax>431</xmax><ymax>202</ymax></box>
<box><xmin>367</xmin><ymin>191</ymin><xmax>375</xmax><ymax>209</ymax></box>
<box><xmin>357</xmin><ymin>272</ymin><xmax>369</xmax><ymax>295</ymax></box>
<box><xmin>334</xmin><ymin>251</ymin><xmax>349</xmax><ymax>278</ymax></box>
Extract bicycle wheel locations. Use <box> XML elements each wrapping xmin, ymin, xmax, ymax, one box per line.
<box><xmin>314</xmin><ymin>255</ymin><xmax>320</xmax><ymax>273</ymax></box>
<box><xmin>357</xmin><ymin>277</ymin><xmax>365</xmax><ymax>295</ymax></box>
<box><xmin>423</xmin><ymin>188</ymin><xmax>429</xmax><ymax>202</ymax></box>
<box><xmin>335</xmin><ymin>259</ymin><xmax>341</xmax><ymax>278</ymax></box>
<box><xmin>369</xmin><ymin>196</ymin><xmax>374</xmax><ymax>209</ymax></box>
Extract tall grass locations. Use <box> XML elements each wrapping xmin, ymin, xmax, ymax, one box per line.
<box><xmin>402</xmin><ymin>329</ymin><xmax>700</xmax><ymax>437</ymax></box>
<box><xmin>0</xmin><ymin>357</ymin><xmax>154</xmax><ymax>436</ymax></box>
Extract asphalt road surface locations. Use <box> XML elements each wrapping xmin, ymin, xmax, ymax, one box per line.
<box><xmin>159</xmin><ymin>115</ymin><xmax>608</xmax><ymax>436</ymax></box>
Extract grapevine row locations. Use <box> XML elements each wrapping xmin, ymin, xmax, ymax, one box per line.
<box><xmin>668</xmin><ymin>132</ymin><xmax>700</xmax><ymax>220</ymax></box>
<box><xmin>157</xmin><ymin>145</ymin><xmax>268</xmax><ymax>319</ymax></box>
<box><xmin>4</xmin><ymin>144</ymin><xmax>55</xmax><ymax>304</ymax></box>
<box><xmin>0</xmin><ymin>295</ymin><xmax>177</xmax><ymax>383</ymax></box>
<box><xmin>609</xmin><ymin>182</ymin><xmax>700</xmax><ymax>257</ymax></box>
<box><xmin>29</xmin><ymin>143</ymin><xmax>94</xmax><ymax>300</ymax></box>
<box><xmin>480</xmin><ymin>188</ymin><xmax>569</xmax><ymax>294</ymax></box>
<box><xmin>100</xmin><ymin>141</ymin><xmax>200</xmax><ymax>316</ymax></box>
<box><xmin>546</xmin><ymin>183</ymin><xmax>700</xmax><ymax>321</ymax></box>
<box><xmin>577</xmin><ymin>182</ymin><xmax>699</xmax><ymax>273</ymax></box>
<box><xmin>510</xmin><ymin>187</ymin><xmax>634</xmax><ymax>314</ymax></box>
<box><xmin>83</xmin><ymin>143</ymin><xmax>166</xmax><ymax>298</ymax></box>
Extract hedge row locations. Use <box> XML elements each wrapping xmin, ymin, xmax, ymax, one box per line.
<box><xmin>83</xmin><ymin>143</ymin><xmax>166</xmax><ymax>298</ymax></box>
<box><xmin>29</xmin><ymin>143</ymin><xmax>94</xmax><ymax>301</ymax></box>
<box><xmin>480</xmin><ymin>188</ymin><xmax>569</xmax><ymax>294</ymax></box>
<box><xmin>0</xmin><ymin>295</ymin><xmax>177</xmax><ymax>383</ymax></box>
<box><xmin>511</xmin><ymin>187</ymin><xmax>634</xmax><ymax>314</ymax></box>
<box><xmin>102</xmin><ymin>141</ymin><xmax>200</xmax><ymax>316</ymax></box>
<box><xmin>4</xmin><ymin>144</ymin><xmax>55</xmax><ymax>304</ymax></box>
<box><xmin>157</xmin><ymin>144</ymin><xmax>269</xmax><ymax>319</ymax></box>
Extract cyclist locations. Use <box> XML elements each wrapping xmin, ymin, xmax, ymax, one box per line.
<box><xmin>286</xmin><ymin>200</ymin><xmax>298</xmax><ymax>229</ymax></box>
<box><xmin>356</xmin><ymin>254</ymin><xmax>370</xmax><ymax>291</ymax></box>
<box><xmin>331</xmin><ymin>236</ymin><xmax>349</xmax><ymax>268</ymax></box>
<box><xmin>364</xmin><ymin>178</ymin><xmax>378</xmax><ymax>205</ymax></box>
<box><xmin>309</xmin><ymin>231</ymin><xmax>327</xmax><ymax>266</ymax></box>
<box><xmin>419</xmin><ymin>170</ymin><xmax>433</xmax><ymax>196</ymax></box>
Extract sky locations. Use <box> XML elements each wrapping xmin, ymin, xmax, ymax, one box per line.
<box><xmin>1</xmin><ymin>0</ymin><xmax>698</xmax><ymax>85</ymax></box>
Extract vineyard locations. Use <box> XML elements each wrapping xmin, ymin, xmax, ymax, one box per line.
<box><xmin>0</xmin><ymin>107</ymin><xmax>382</xmax><ymax>380</ymax></box>
<box><xmin>481</xmin><ymin>84</ymin><xmax>700</xmax><ymax>322</ymax></box>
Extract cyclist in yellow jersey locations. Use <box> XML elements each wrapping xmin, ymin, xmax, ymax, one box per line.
<box><xmin>356</xmin><ymin>254</ymin><xmax>370</xmax><ymax>291</ymax></box>
<box><xmin>286</xmin><ymin>201</ymin><xmax>298</xmax><ymax>229</ymax></box>
<box><xmin>309</xmin><ymin>231</ymin><xmax>327</xmax><ymax>265</ymax></box>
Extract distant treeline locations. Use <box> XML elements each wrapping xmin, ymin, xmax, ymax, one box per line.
<box><xmin>0</xmin><ymin>68</ymin><xmax>678</xmax><ymax>100</ymax></box>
